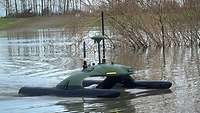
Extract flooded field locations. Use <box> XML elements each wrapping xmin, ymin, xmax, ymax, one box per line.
<box><xmin>0</xmin><ymin>29</ymin><xmax>200</xmax><ymax>113</ymax></box>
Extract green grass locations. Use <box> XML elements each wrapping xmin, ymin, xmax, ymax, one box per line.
<box><xmin>0</xmin><ymin>16</ymin><xmax>101</xmax><ymax>31</ymax></box>
<box><xmin>0</xmin><ymin>18</ymin><xmax>18</xmax><ymax>30</ymax></box>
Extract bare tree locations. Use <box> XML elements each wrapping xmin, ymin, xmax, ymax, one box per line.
<box><xmin>14</xmin><ymin>0</ymin><xmax>18</xmax><ymax>14</ymax></box>
<box><xmin>5</xmin><ymin>0</ymin><xmax>9</xmax><ymax>16</ymax></box>
<box><xmin>41</xmin><ymin>0</ymin><xmax>43</xmax><ymax>15</ymax></box>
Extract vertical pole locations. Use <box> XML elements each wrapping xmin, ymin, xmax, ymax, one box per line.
<box><xmin>83</xmin><ymin>41</ymin><xmax>87</xmax><ymax>69</ymax></box>
<box><xmin>102</xmin><ymin>11</ymin><xmax>105</xmax><ymax>36</ymax></box>
<box><xmin>83</xmin><ymin>41</ymin><xmax>86</xmax><ymax>59</ymax></box>
<box><xmin>98</xmin><ymin>41</ymin><xmax>101</xmax><ymax>64</ymax></box>
<box><xmin>102</xmin><ymin>11</ymin><xmax>106</xmax><ymax>63</ymax></box>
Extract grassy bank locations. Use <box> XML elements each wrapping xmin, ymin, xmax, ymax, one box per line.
<box><xmin>0</xmin><ymin>18</ymin><xmax>21</xmax><ymax>30</ymax></box>
<box><xmin>0</xmin><ymin>16</ymin><xmax>99</xmax><ymax>31</ymax></box>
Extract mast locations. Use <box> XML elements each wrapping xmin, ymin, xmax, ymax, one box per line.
<box><xmin>101</xmin><ymin>11</ymin><xmax>106</xmax><ymax>64</ymax></box>
<box><xmin>83</xmin><ymin>41</ymin><xmax>87</xmax><ymax>69</ymax></box>
<box><xmin>91</xmin><ymin>36</ymin><xmax>104</xmax><ymax>64</ymax></box>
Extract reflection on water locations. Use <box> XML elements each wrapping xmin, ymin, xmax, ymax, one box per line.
<box><xmin>0</xmin><ymin>29</ymin><xmax>200</xmax><ymax>113</ymax></box>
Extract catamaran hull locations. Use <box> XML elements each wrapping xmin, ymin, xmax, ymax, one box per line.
<box><xmin>82</xmin><ymin>80</ymin><xmax>172</xmax><ymax>89</ymax></box>
<box><xmin>133</xmin><ymin>80</ymin><xmax>172</xmax><ymax>89</ymax></box>
<box><xmin>18</xmin><ymin>80</ymin><xmax>171</xmax><ymax>98</ymax></box>
<box><xmin>18</xmin><ymin>87</ymin><xmax>120</xmax><ymax>98</ymax></box>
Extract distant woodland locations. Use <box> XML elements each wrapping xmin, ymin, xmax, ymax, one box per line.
<box><xmin>1</xmin><ymin>0</ymin><xmax>200</xmax><ymax>48</ymax></box>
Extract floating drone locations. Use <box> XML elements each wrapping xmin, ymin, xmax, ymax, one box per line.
<box><xmin>19</xmin><ymin>12</ymin><xmax>172</xmax><ymax>98</ymax></box>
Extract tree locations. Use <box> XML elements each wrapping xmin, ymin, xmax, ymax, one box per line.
<box><xmin>14</xmin><ymin>0</ymin><xmax>18</xmax><ymax>14</ymax></box>
<box><xmin>41</xmin><ymin>0</ymin><xmax>43</xmax><ymax>15</ymax></box>
<box><xmin>5</xmin><ymin>0</ymin><xmax>9</xmax><ymax>16</ymax></box>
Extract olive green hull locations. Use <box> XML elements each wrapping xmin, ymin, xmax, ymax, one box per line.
<box><xmin>18</xmin><ymin>87</ymin><xmax>120</xmax><ymax>98</ymax></box>
<box><xmin>82</xmin><ymin>80</ymin><xmax>172</xmax><ymax>89</ymax></box>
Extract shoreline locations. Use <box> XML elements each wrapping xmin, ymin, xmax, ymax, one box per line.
<box><xmin>0</xmin><ymin>15</ymin><xmax>98</xmax><ymax>32</ymax></box>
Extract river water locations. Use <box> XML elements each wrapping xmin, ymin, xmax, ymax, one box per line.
<box><xmin>0</xmin><ymin>29</ymin><xmax>200</xmax><ymax>113</ymax></box>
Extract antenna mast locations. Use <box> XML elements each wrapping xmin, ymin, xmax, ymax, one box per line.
<box><xmin>83</xmin><ymin>41</ymin><xmax>87</xmax><ymax>69</ymax></box>
<box><xmin>101</xmin><ymin>11</ymin><xmax>106</xmax><ymax>64</ymax></box>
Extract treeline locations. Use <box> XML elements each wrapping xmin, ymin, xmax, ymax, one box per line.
<box><xmin>0</xmin><ymin>0</ymin><xmax>92</xmax><ymax>17</ymax></box>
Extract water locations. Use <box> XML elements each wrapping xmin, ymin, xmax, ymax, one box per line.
<box><xmin>0</xmin><ymin>29</ymin><xmax>200</xmax><ymax>113</ymax></box>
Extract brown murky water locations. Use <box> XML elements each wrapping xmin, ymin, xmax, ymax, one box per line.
<box><xmin>0</xmin><ymin>29</ymin><xmax>200</xmax><ymax>113</ymax></box>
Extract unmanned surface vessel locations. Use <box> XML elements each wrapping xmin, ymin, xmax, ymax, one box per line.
<box><xmin>19</xmin><ymin>12</ymin><xmax>172</xmax><ymax>98</ymax></box>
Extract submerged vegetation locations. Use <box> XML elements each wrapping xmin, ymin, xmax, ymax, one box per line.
<box><xmin>1</xmin><ymin>0</ymin><xmax>200</xmax><ymax>48</ymax></box>
<box><xmin>106</xmin><ymin>0</ymin><xmax>200</xmax><ymax>48</ymax></box>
